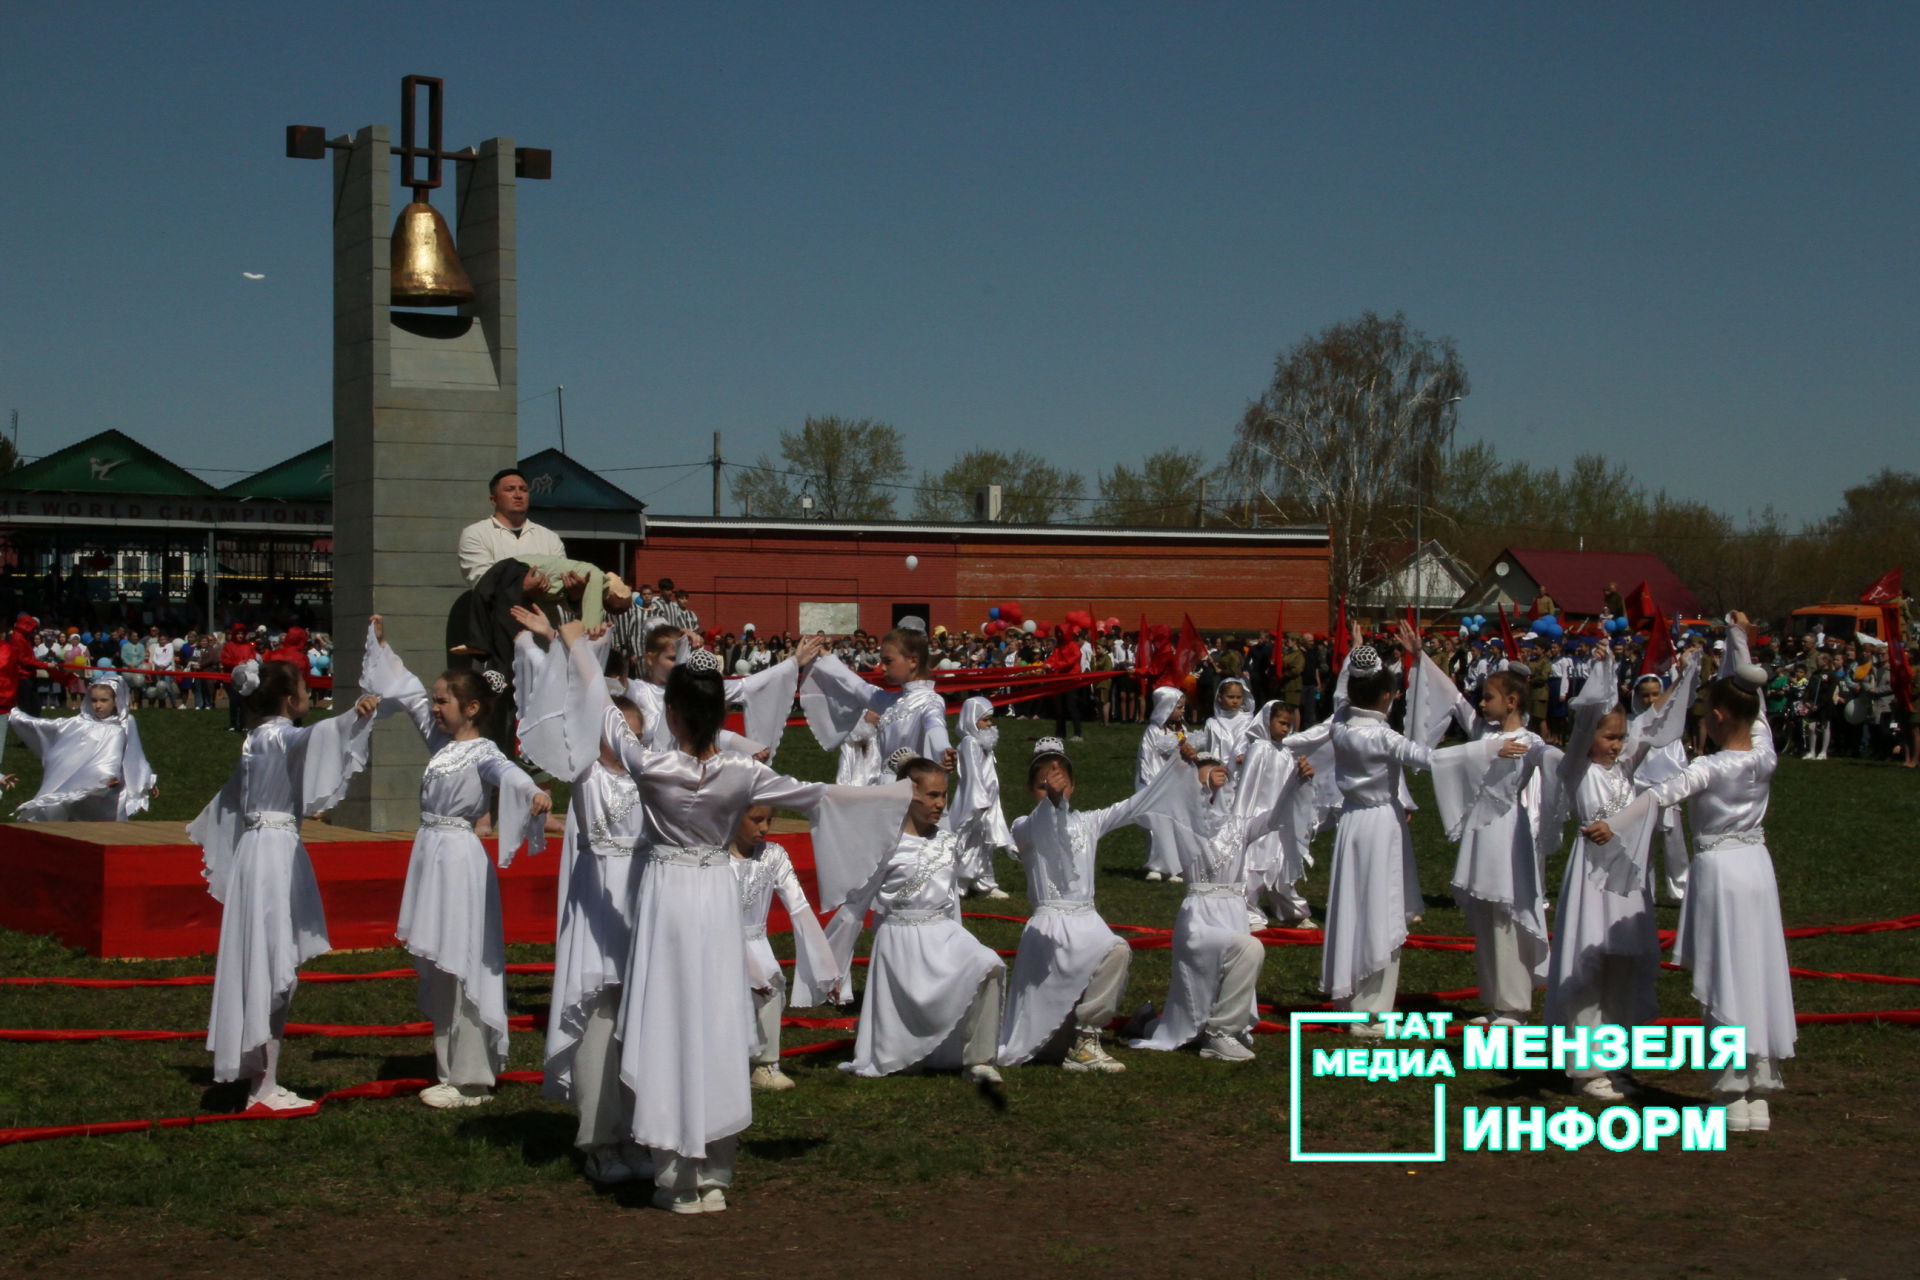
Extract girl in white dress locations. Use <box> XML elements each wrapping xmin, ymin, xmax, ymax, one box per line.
<box><xmin>1544</xmin><ymin>643</ymin><xmax>1699</xmax><ymax>1101</ymax></box>
<box><xmin>1629</xmin><ymin>670</ymin><xmax>1693</xmax><ymax>901</ymax></box>
<box><xmin>730</xmin><ymin>803</ymin><xmax>838</xmax><ymax>1093</ymax></box>
<box><xmin>828</xmin><ymin>754</ymin><xmax>1006</xmax><ymax>1085</ymax></box>
<box><xmin>605</xmin><ymin>651</ymin><xmax>908</xmax><ymax>1213</ymax></box>
<box><xmin>836</xmin><ymin>709</ymin><xmax>882</xmax><ymax>785</ymax></box>
<box><xmin>361</xmin><ymin>620</ymin><xmax>550</xmax><ymax>1110</ymax></box>
<box><xmin>998</xmin><ymin>737</ymin><xmax>1188</xmax><ymax>1073</ymax></box>
<box><xmin>1236</xmin><ymin>700</ymin><xmax>1320</xmax><ymax>929</ymax></box>
<box><xmin>1323</xmin><ymin>646</ymin><xmax>1528</xmax><ymax>1036</ymax></box>
<box><xmin>508</xmin><ymin>613</ymin><xmax>653</xmax><ymax>1184</ymax></box>
<box><xmin>1197</xmin><ymin>675</ymin><xmax>1256</xmax><ymax>772</ymax></box>
<box><xmin>3</xmin><ymin>672</ymin><xmax>156</xmax><ymax>820</ymax></box>
<box><xmin>947</xmin><ymin>695</ymin><xmax>1013</xmax><ymax>900</ymax></box>
<box><xmin>1642</xmin><ymin>612</ymin><xmax>1793</xmax><ymax>1133</ymax></box>
<box><xmin>190</xmin><ymin>649</ymin><xmax>381</xmax><ymax>1110</ymax></box>
<box><xmin>800</xmin><ymin>627</ymin><xmax>956</xmax><ymax>773</ymax></box>
<box><xmin>1136</xmin><ymin>685</ymin><xmax>1195</xmax><ymax>882</ymax></box>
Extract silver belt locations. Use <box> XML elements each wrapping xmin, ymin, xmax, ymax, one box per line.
<box><xmin>244</xmin><ymin>811</ymin><xmax>298</xmax><ymax>832</ymax></box>
<box><xmin>881</xmin><ymin>907</ymin><xmax>948</xmax><ymax>927</ymax></box>
<box><xmin>646</xmin><ymin>843</ymin><xmax>728</xmax><ymax>868</ymax></box>
<box><xmin>1035</xmin><ymin>899</ymin><xmax>1097</xmax><ymax>916</ymax></box>
<box><xmin>421</xmin><ymin>812</ymin><xmax>475</xmax><ymax>832</ymax></box>
<box><xmin>1697</xmin><ymin>827</ymin><xmax>1766</xmax><ymax>852</ymax></box>
<box><xmin>589</xmin><ymin>835</ymin><xmax>640</xmax><ymax>857</ymax></box>
<box><xmin>1187</xmin><ymin>882</ymin><xmax>1244</xmax><ymax>899</ymax></box>
<box><xmin>1341</xmin><ymin>796</ymin><xmax>1401</xmax><ymax>812</ymax></box>
<box><xmin>743</xmin><ymin>924</ymin><xmax>768</xmax><ymax>941</ymax></box>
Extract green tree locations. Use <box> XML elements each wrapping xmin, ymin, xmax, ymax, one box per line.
<box><xmin>911</xmin><ymin>450</ymin><xmax>1084</xmax><ymax>523</ymax></box>
<box><xmin>728</xmin><ymin>416</ymin><xmax>908</xmax><ymax>519</ymax></box>
<box><xmin>1230</xmin><ymin>311</ymin><xmax>1468</xmax><ymax>596</ymax></box>
<box><xmin>1094</xmin><ymin>449</ymin><xmax>1219</xmax><ymax>526</ymax></box>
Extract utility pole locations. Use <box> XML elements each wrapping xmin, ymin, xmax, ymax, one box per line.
<box><xmin>555</xmin><ymin>385</ymin><xmax>567</xmax><ymax>454</ymax></box>
<box><xmin>711</xmin><ymin>431</ymin><xmax>723</xmax><ymax>516</ymax></box>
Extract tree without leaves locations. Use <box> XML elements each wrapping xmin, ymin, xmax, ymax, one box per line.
<box><xmin>911</xmin><ymin>450</ymin><xmax>1084</xmax><ymax>523</ymax></box>
<box><xmin>728</xmin><ymin>416</ymin><xmax>908</xmax><ymax>519</ymax></box>
<box><xmin>1229</xmin><ymin>311</ymin><xmax>1468</xmax><ymax>597</ymax></box>
<box><xmin>1094</xmin><ymin>449</ymin><xmax>1221</xmax><ymax>527</ymax></box>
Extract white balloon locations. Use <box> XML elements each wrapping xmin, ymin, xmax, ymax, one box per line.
<box><xmin>1022</xmin><ymin>619</ymin><xmax>1038</xmax><ymax>633</ymax></box>
<box><xmin>904</xmin><ymin>555</ymin><xmax>919</xmax><ymax>570</ymax></box>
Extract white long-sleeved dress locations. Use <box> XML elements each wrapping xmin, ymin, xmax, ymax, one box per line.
<box><xmin>946</xmin><ymin>696</ymin><xmax>1012</xmax><ymax>891</ymax></box>
<box><xmin>8</xmin><ymin>703</ymin><xmax>156</xmax><ymax>821</ymax></box>
<box><xmin>1319</xmin><ymin>707</ymin><xmax>1433</xmax><ymax>1002</ymax></box>
<box><xmin>1136</xmin><ymin>685</ymin><xmax>1188</xmax><ymax>876</ymax></box>
<box><xmin>832</xmin><ymin>828</ymin><xmax>1005</xmax><ymax>1077</ymax></box>
<box><xmin>800</xmin><ymin>655</ymin><xmax>952</xmax><ymax>770</ymax></box>
<box><xmin>192</xmin><ymin>707</ymin><xmax>377</xmax><ymax>1082</ymax></box>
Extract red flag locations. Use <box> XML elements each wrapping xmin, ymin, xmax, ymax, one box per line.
<box><xmin>1274</xmin><ymin>601</ymin><xmax>1285</xmax><ymax>644</ymax></box>
<box><xmin>1331</xmin><ymin>596</ymin><xmax>1350</xmax><ymax>670</ymax></box>
<box><xmin>1640</xmin><ymin>609</ymin><xmax>1675</xmax><ymax>677</ymax></box>
<box><xmin>1176</xmin><ymin>613</ymin><xmax>1205</xmax><ymax>679</ymax></box>
<box><xmin>1496</xmin><ymin>603</ymin><xmax>1520</xmax><ymax>662</ymax></box>
<box><xmin>1624</xmin><ymin>581</ymin><xmax>1655</xmax><ymax>627</ymax></box>
<box><xmin>1861</xmin><ymin>566</ymin><xmax>1904</xmax><ymax>606</ymax></box>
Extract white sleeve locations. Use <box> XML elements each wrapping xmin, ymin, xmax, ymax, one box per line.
<box><xmin>457</xmin><ymin>521</ymin><xmax>494</xmax><ymax>585</ymax></box>
<box><xmin>478</xmin><ymin>751</ymin><xmax>548</xmax><ymax>868</ymax></box>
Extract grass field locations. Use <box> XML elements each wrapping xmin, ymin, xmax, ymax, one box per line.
<box><xmin>1</xmin><ymin>704</ymin><xmax>1917</xmax><ymax>1269</ymax></box>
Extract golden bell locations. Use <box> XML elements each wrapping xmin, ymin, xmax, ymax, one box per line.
<box><xmin>389</xmin><ymin>199</ymin><xmax>476</xmax><ymax>307</ymax></box>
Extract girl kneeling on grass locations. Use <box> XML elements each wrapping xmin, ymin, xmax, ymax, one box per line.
<box><xmin>3</xmin><ymin>672</ymin><xmax>157</xmax><ymax>821</ymax></box>
<box><xmin>361</xmin><ymin>617</ymin><xmax>550</xmax><ymax>1110</ymax></box>
<box><xmin>192</xmin><ymin>646</ymin><xmax>382</xmax><ymax>1111</ymax></box>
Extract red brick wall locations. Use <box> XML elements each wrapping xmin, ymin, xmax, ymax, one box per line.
<box><xmin>634</xmin><ymin>527</ymin><xmax>1329</xmax><ymax>637</ymax></box>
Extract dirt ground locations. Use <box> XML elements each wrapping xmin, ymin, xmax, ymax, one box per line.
<box><xmin>27</xmin><ymin>1082</ymin><xmax>1917</xmax><ymax>1280</ymax></box>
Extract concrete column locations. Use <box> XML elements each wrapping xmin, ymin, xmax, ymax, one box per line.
<box><xmin>330</xmin><ymin>129</ymin><xmax>519</xmax><ymax>831</ymax></box>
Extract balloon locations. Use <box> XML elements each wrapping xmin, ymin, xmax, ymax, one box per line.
<box><xmin>1034</xmin><ymin>620</ymin><xmax>1054</xmax><ymax>639</ymax></box>
<box><xmin>1022</xmin><ymin>619</ymin><xmax>1037</xmax><ymax>633</ymax></box>
<box><xmin>1180</xmin><ymin>673</ymin><xmax>1199</xmax><ymax>696</ymax></box>
<box><xmin>904</xmin><ymin>554</ymin><xmax>919</xmax><ymax>571</ymax></box>
<box><xmin>988</xmin><ymin>607</ymin><xmax>1001</xmax><ymax>620</ymax></box>
<box><xmin>1002</xmin><ymin>603</ymin><xmax>1025</xmax><ymax>626</ymax></box>
<box><xmin>1532</xmin><ymin>616</ymin><xmax>1564</xmax><ymax>641</ymax></box>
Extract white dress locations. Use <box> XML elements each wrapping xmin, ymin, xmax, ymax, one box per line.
<box><xmin>606</xmin><ymin>738</ymin><xmax>906</xmax><ymax>1159</ymax></box>
<box><xmin>8</xmin><ymin>699</ymin><xmax>155</xmax><ymax>821</ymax></box>
<box><xmin>1136</xmin><ymin>685</ymin><xmax>1188</xmax><ymax>876</ymax></box>
<box><xmin>1645</xmin><ymin>642</ymin><xmax>1794</xmax><ymax>1085</ymax></box>
<box><xmin>1195</xmin><ymin>676</ymin><xmax>1255</xmax><ymax>776</ymax></box>
<box><xmin>832</xmin><ymin>828</ymin><xmax>1006</xmax><ymax>1077</ymax></box>
<box><xmin>734</xmin><ymin>840</ymin><xmax>837</xmax><ymax>1006</ymax></box>
<box><xmin>946</xmin><ymin>696</ymin><xmax>1012</xmax><ymax>889</ymax></box>
<box><xmin>1236</xmin><ymin>701</ymin><xmax>1319</xmax><ymax>904</ymax></box>
<box><xmin>192</xmin><ymin>707</ymin><xmax>377</xmax><ymax>1082</ymax></box>
<box><xmin>363</xmin><ymin>647</ymin><xmax>548</xmax><ymax>1074</ymax></box>
<box><xmin>1319</xmin><ymin>707</ymin><xmax>1432</xmax><ymax>1002</ymax></box>
<box><xmin>801</xmin><ymin>656</ymin><xmax>952</xmax><ymax>768</ymax></box>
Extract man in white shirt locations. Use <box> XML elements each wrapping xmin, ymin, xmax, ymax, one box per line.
<box><xmin>457</xmin><ymin>469</ymin><xmax>631</xmax><ymax>638</ymax></box>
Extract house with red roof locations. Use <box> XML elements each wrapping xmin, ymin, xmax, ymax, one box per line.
<box><xmin>1453</xmin><ymin>547</ymin><xmax>1699</xmax><ymax>620</ymax></box>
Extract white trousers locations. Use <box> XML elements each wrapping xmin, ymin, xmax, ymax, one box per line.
<box><xmin>1076</xmin><ymin>941</ymin><xmax>1132</xmax><ymax>1031</ymax></box>
<box><xmin>1557</xmin><ymin>956</ymin><xmax>1643</xmax><ymax>1080</ymax></box>
<box><xmin>1207</xmin><ymin>934</ymin><xmax>1264</xmax><ymax>1035</ymax></box>
<box><xmin>751</xmin><ymin>974</ymin><xmax>786</xmax><ymax>1067</ymax></box>
<box><xmin>653</xmin><ymin>1135</ymin><xmax>738</xmax><ymax>1191</ymax></box>
<box><xmin>573</xmin><ymin>987</ymin><xmax>628</xmax><ymax>1149</ymax></box>
<box><xmin>1658</xmin><ymin>820</ymin><xmax>1691</xmax><ymax>900</ymax></box>
<box><xmin>961</xmin><ymin>971</ymin><xmax>1006</xmax><ymax>1067</ymax></box>
<box><xmin>1463</xmin><ymin>900</ymin><xmax>1536</xmax><ymax>1019</ymax></box>
<box><xmin>1338</xmin><ymin>951</ymin><xmax>1401</xmax><ymax>1015</ymax></box>
<box><xmin>420</xmin><ymin>966</ymin><xmax>497</xmax><ymax>1088</ymax></box>
<box><xmin>1708</xmin><ymin>1012</ymin><xmax>1786</xmax><ymax>1096</ymax></box>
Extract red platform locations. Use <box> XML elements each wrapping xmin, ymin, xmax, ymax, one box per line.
<box><xmin>0</xmin><ymin>820</ymin><xmax>816</xmax><ymax>960</ymax></box>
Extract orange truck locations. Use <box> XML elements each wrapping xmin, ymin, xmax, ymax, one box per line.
<box><xmin>1789</xmin><ymin>604</ymin><xmax>1886</xmax><ymax>642</ymax></box>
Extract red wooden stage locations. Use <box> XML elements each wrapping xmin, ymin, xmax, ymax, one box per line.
<box><xmin>0</xmin><ymin>820</ymin><xmax>816</xmax><ymax>960</ymax></box>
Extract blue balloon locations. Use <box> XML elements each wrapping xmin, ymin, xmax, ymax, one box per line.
<box><xmin>988</xmin><ymin>607</ymin><xmax>1001</xmax><ymax>620</ymax></box>
<box><xmin>1532</xmin><ymin>616</ymin><xmax>1564</xmax><ymax>640</ymax></box>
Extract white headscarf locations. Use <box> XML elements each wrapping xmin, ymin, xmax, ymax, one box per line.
<box><xmin>87</xmin><ymin>672</ymin><xmax>134</xmax><ymax>722</ymax></box>
<box><xmin>957</xmin><ymin>694</ymin><xmax>998</xmax><ymax>753</ymax></box>
<box><xmin>1147</xmin><ymin>685</ymin><xmax>1184</xmax><ymax>729</ymax></box>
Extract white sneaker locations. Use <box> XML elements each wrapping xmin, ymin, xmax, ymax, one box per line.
<box><xmin>249</xmin><ymin>1086</ymin><xmax>315</xmax><ymax>1112</ymax></box>
<box><xmin>1247</xmin><ymin>909</ymin><xmax>1271</xmax><ymax>930</ymax></box>
<box><xmin>1747</xmin><ymin>1098</ymin><xmax>1770</xmax><ymax>1132</ymax></box>
<box><xmin>1722</xmin><ymin>1097</ymin><xmax>1751</xmax><ymax>1132</ymax></box>
<box><xmin>965</xmin><ymin>1063</ymin><xmax>1003</xmax><ymax>1085</ymax></box>
<box><xmin>1348</xmin><ymin>1020</ymin><xmax>1386</xmax><ymax>1040</ymax></box>
<box><xmin>419</xmin><ymin>1082</ymin><xmax>492</xmax><ymax>1109</ymax></box>
<box><xmin>1168</xmin><ymin>875</ymin><xmax>1184</xmax><ymax>885</ymax></box>
<box><xmin>1577</xmin><ymin>1076</ymin><xmax>1624</xmax><ymax>1102</ymax></box>
<box><xmin>1062</xmin><ymin>1031</ymin><xmax>1126</xmax><ymax>1074</ymax></box>
<box><xmin>698</xmin><ymin>1185</ymin><xmax>729</xmax><ymax>1212</ymax></box>
<box><xmin>1199</xmin><ymin>1031</ymin><xmax>1255</xmax><ymax>1062</ymax></box>
<box><xmin>983</xmin><ymin>887</ymin><xmax>1010</xmax><ymax>901</ymax></box>
<box><xmin>1144</xmin><ymin>871</ymin><xmax>1164</xmax><ymax>882</ymax></box>
<box><xmin>652</xmin><ymin>1187</ymin><xmax>704</xmax><ymax>1214</ymax></box>
<box><xmin>750</xmin><ymin>1064</ymin><xmax>796</xmax><ymax>1092</ymax></box>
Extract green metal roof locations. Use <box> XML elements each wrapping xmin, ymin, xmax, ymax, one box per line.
<box><xmin>220</xmin><ymin>441</ymin><xmax>333</xmax><ymax>501</ymax></box>
<box><xmin>518</xmin><ymin>447</ymin><xmax>646</xmax><ymax>512</ymax></box>
<box><xmin>0</xmin><ymin>429</ymin><xmax>217</xmax><ymax>496</ymax></box>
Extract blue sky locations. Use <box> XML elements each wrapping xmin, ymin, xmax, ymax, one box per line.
<box><xmin>3</xmin><ymin>2</ymin><xmax>1915</xmax><ymax>524</ymax></box>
